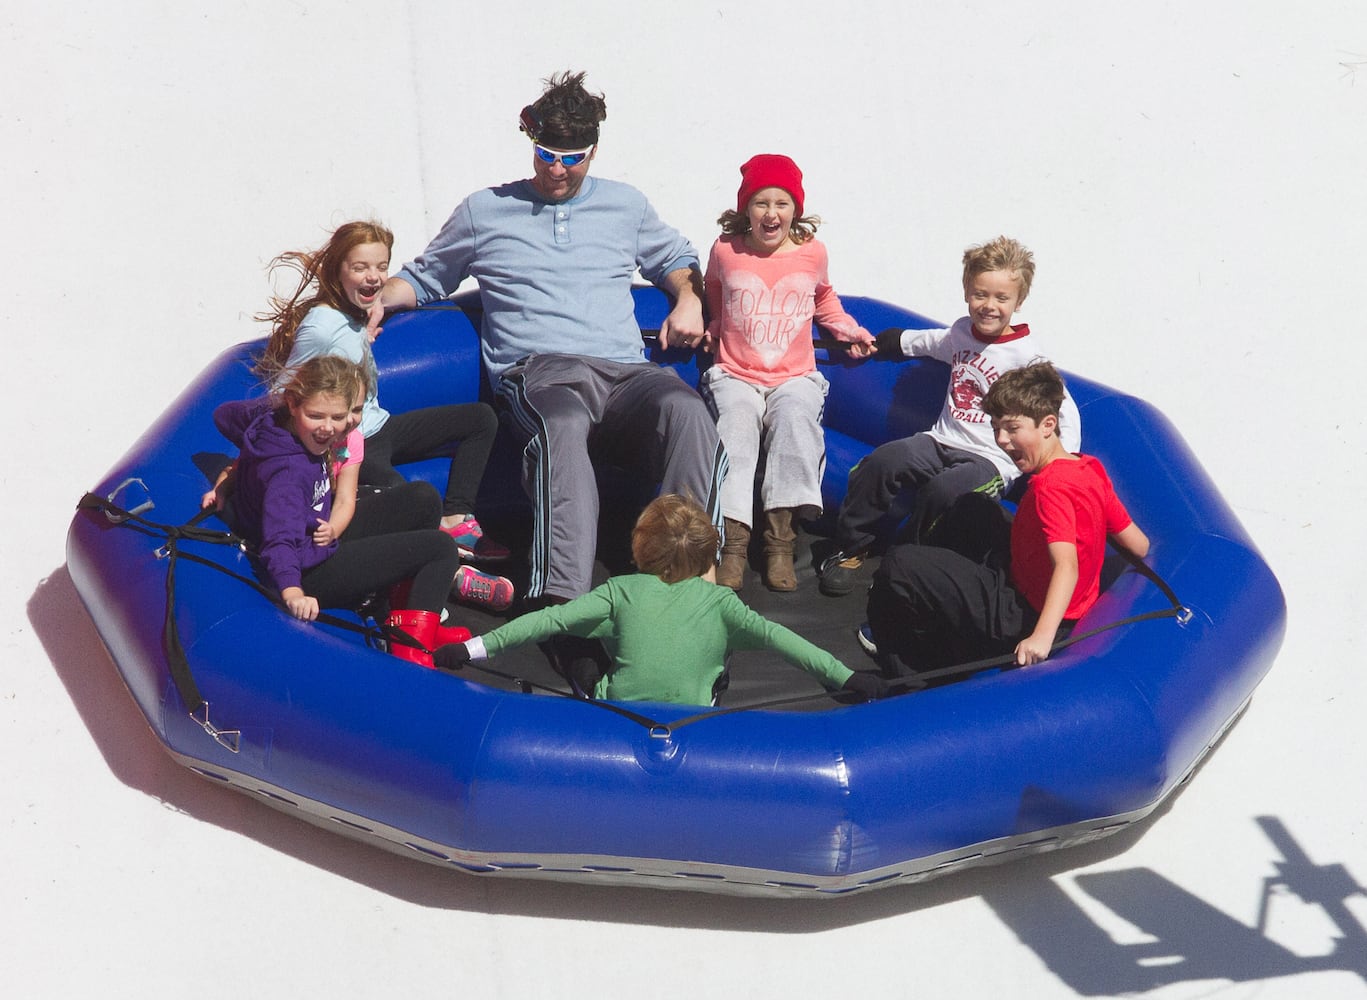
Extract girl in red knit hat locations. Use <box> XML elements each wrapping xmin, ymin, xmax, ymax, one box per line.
<box><xmin>699</xmin><ymin>154</ymin><xmax>875</xmax><ymax>592</ymax></box>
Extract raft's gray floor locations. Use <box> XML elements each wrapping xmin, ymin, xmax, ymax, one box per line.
<box><xmin>447</xmin><ymin>513</ymin><xmax>870</xmax><ymax>707</ymax></box>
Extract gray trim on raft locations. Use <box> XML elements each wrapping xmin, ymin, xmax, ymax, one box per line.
<box><xmin>172</xmin><ymin>696</ymin><xmax>1249</xmax><ymax>899</ymax></box>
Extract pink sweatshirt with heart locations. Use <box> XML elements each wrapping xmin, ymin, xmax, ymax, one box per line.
<box><xmin>704</xmin><ymin>235</ymin><xmax>870</xmax><ymax>387</ymax></box>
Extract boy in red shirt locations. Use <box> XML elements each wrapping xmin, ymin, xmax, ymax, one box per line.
<box><xmin>863</xmin><ymin>361</ymin><xmax>1149</xmax><ymax>680</ymax></box>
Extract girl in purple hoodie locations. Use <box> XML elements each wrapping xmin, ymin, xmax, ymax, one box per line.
<box><xmin>223</xmin><ymin>356</ymin><xmax>468</xmax><ymax>666</ymax></box>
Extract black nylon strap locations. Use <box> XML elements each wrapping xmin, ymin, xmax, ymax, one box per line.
<box><xmin>159</xmin><ymin>530</ymin><xmax>205</xmax><ymax>716</ymax></box>
<box><xmin>82</xmin><ymin>489</ymin><xmax>1192</xmax><ymax>740</ymax></box>
<box><xmin>638</xmin><ymin>328</ymin><xmax>857</xmax><ymax>354</ymax></box>
<box><xmin>663</xmin><ymin>542</ymin><xmax>1192</xmax><ymax>730</ymax></box>
<box><xmin>78</xmin><ymin>492</ymin><xmax>407</xmax><ymax>741</ymax></box>
<box><xmin>80</xmin><ymin>493</ymin><xmax>245</xmax><ymax>718</ymax></box>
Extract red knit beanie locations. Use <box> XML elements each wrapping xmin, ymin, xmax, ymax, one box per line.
<box><xmin>736</xmin><ymin>154</ymin><xmax>804</xmax><ymax>217</ymax></box>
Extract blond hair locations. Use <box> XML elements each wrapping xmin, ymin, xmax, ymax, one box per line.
<box><xmin>716</xmin><ymin>208</ymin><xmax>821</xmax><ymax>245</ymax></box>
<box><xmin>962</xmin><ymin>235</ymin><xmax>1036</xmax><ymax>303</ymax></box>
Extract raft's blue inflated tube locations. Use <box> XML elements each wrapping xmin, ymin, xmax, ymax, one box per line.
<box><xmin>66</xmin><ymin>289</ymin><xmax>1284</xmax><ymax>897</ymax></box>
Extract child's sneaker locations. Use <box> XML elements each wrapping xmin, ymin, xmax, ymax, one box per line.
<box><xmin>452</xmin><ymin>565</ymin><xmax>515</xmax><ymax>612</ymax></box>
<box><xmin>818</xmin><ymin>551</ymin><xmax>865</xmax><ymax>597</ymax></box>
<box><xmin>443</xmin><ymin>515</ymin><xmax>511</xmax><ymax>563</ymax></box>
<box><xmin>856</xmin><ymin>622</ymin><xmax>879</xmax><ymax>658</ymax></box>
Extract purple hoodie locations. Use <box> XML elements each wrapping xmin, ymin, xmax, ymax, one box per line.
<box><xmin>217</xmin><ymin>401</ymin><xmax>336</xmax><ymax>593</ymax></box>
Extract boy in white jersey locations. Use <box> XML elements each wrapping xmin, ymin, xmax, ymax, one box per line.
<box><xmin>819</xmin><ymin>236</ymin><xmax>1080</xmax><ymax>597</ymax></box>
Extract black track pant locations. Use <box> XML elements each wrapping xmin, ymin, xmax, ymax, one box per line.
<box><xmin>867</xmin><ymin>492</ymin><xmax>1039</xmax><ymax>676</ymax></box>
<box><xmin>832</xmin><ymin>433</ymin><xmax>1003</xmax><ymax>553</ymax></box>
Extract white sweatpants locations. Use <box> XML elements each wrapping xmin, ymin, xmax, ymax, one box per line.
<box><xmin>701</xmin><ymin>367</ymin><xmax>828</xmax><ymax>529</ymax></box>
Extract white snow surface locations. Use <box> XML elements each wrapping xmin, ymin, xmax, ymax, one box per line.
<box><xmin>4</xmin><ymin>3</ymin><xmax>1365</xmax><ymax>997</ymax></box>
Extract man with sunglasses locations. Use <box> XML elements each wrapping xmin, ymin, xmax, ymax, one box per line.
<box><xmin>367</xmin><ymin>71</ymin><xmax>725</xmax><ymax>628</ymax></box>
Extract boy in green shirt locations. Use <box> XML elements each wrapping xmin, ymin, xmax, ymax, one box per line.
<box><xmin>436</xmin><ymin>495</ymin><xmax>883</xmax><ymax>705</ymax></box>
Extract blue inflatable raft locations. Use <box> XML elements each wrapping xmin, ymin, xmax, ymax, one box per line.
<box><xmin>66</xmin><ymin>289</ymin><xmax>1285</xmax><ymax>898</ymax></box>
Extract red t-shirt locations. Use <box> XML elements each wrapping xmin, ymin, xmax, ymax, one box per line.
<box><xmin>1010</xmin><ymin>454</ymin><xmax>1133</xmax><ymax>620</ymax></box>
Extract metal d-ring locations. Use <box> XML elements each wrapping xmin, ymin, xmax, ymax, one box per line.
<box><xmin>103</xmin><ymin>477</ymin><xmax>155</xmax><ymax>524</ymax></box>
<box><xmin>191</xmin><ymin>702</ymin><xmax>242</xmax><ymax>754</ymax></box>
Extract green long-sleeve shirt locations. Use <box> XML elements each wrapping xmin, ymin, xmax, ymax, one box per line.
<box><xmin>480</xmin><ymin>574</ymin><xmax>853</xmax><ymax>705</ymax></box>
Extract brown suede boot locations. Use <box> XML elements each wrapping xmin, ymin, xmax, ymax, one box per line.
<box><xmin>762</xmin><ymin>508</ymin><xmax>798</xmax><ymax>592</ymax></box>
<box><xmin>718</xmin><ymin>518</ymin><xmax>751</xmax><ymax>591</ymax></box>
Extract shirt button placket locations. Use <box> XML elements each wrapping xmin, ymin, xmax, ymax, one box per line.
<box><xmin>554</xmin><ymin>206</ymin><xmax>570</xmax><ymax>245</ymax></box>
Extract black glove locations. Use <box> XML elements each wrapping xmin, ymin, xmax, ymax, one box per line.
<box><xmin>874</xmin><ymin>327</ymin><xmax>906</xmax><ymax>358</ymax></box>
<box><xmin>433</xmin><ymin>642</ymin><xmax>471</xmax><ymax>672</ymax></box>
<box><xmin>841</xmin><ymin>671</ymin><xmax>889</xmax><ymax>702</ymax></box>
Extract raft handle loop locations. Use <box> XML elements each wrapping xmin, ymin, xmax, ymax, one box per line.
<box><xmin>1176</xmin><ymin>606</ymin><xmax>1195</xmax><ymax>626</ymax></box>
<box><xmin>102</xmin><ymin>477</ymin><xmax>154</xmax><ymax>524</ymax></box>
<box><xmin>648</xmin><ymin>725</ymin><xmax>672</xmax><ymax>742</ymax></box>
<box><xmin>191</xmin><ymin>703</ymin><xmax>241</xmax><ymax>754</ymax></box>
<box><xmin>80</xmin><ymin>490</ymin><xmax>255</xmax><ymax>748</ymax></box>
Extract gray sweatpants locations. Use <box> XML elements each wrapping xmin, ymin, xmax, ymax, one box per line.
<box><xmin>499</xmin><ymin>354</ymin><xmax>727</xmax><ymax>599</ymax></box>
<box><xmin>700</xmin><ymin>367</ymin><xmax>828</xmax><ymax>529</ymax></box>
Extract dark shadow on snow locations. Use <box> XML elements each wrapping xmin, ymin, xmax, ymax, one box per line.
<box><xmin>982</xmin><ymin>815</ymin><xmax>1367</xmax><ymax>994</ymax></box>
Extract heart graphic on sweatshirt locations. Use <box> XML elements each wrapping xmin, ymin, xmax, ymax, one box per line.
<box><xmin>722</xmin><ymin>270</ymin><xmax>815</xmax><ymax>369</ymax></box>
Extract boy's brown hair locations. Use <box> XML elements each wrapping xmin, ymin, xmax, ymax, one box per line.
<box><xmin>962</xmin><ymin>235</ymin><xmax>1036</xmax><ymax>303</ymax></box>
<box><xmin>982</xmin><ymin>360</ymin><xmax>1066</xmax><ymax>425</ymax></box>
<box><xmin>631</xmin><ymin>494</ymin><xmax>719</xmax><ymax>584</ymax></box>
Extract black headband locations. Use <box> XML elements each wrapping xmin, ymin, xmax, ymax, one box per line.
<box><xmin>519</xmin><ymin>103</ymin><xmax>599</xmax><ymax>146</ymax></box>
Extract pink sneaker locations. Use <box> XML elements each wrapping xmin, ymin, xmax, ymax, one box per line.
<box><xmin>452</xmin><ymin>565</ymin><xmax>515</xmax><ymax>612</ymax></box>
<box><xmin>442</xmin><ymin>515</ymin><xmax>511</xmax><ymax>563</ymax></box>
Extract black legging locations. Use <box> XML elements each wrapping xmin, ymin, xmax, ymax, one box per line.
<box><xmin>301</xmin><ymin>481</ymin><xmax>457</xmax><ymax>612</ymax></box>
<box><xmin>360</xmin><ymin>403</ymin><xmax>498</xmax><ymax>517</ymax></box>
<box><xmin>348</xmin><ymin>480</ymin><xmax>442</xmax><ymax>537</ymax></box>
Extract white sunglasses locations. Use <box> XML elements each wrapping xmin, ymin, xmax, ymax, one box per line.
<box><xmin>531</xmin><ymin>141</ymin><xmax>595</xmax><ymax>167</ymax></box>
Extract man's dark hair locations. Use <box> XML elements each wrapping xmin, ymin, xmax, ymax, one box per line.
<box><xmin>523</xmin><ymin>70</ymin><xmax>607</xmax><ymax>148</ymax></box>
